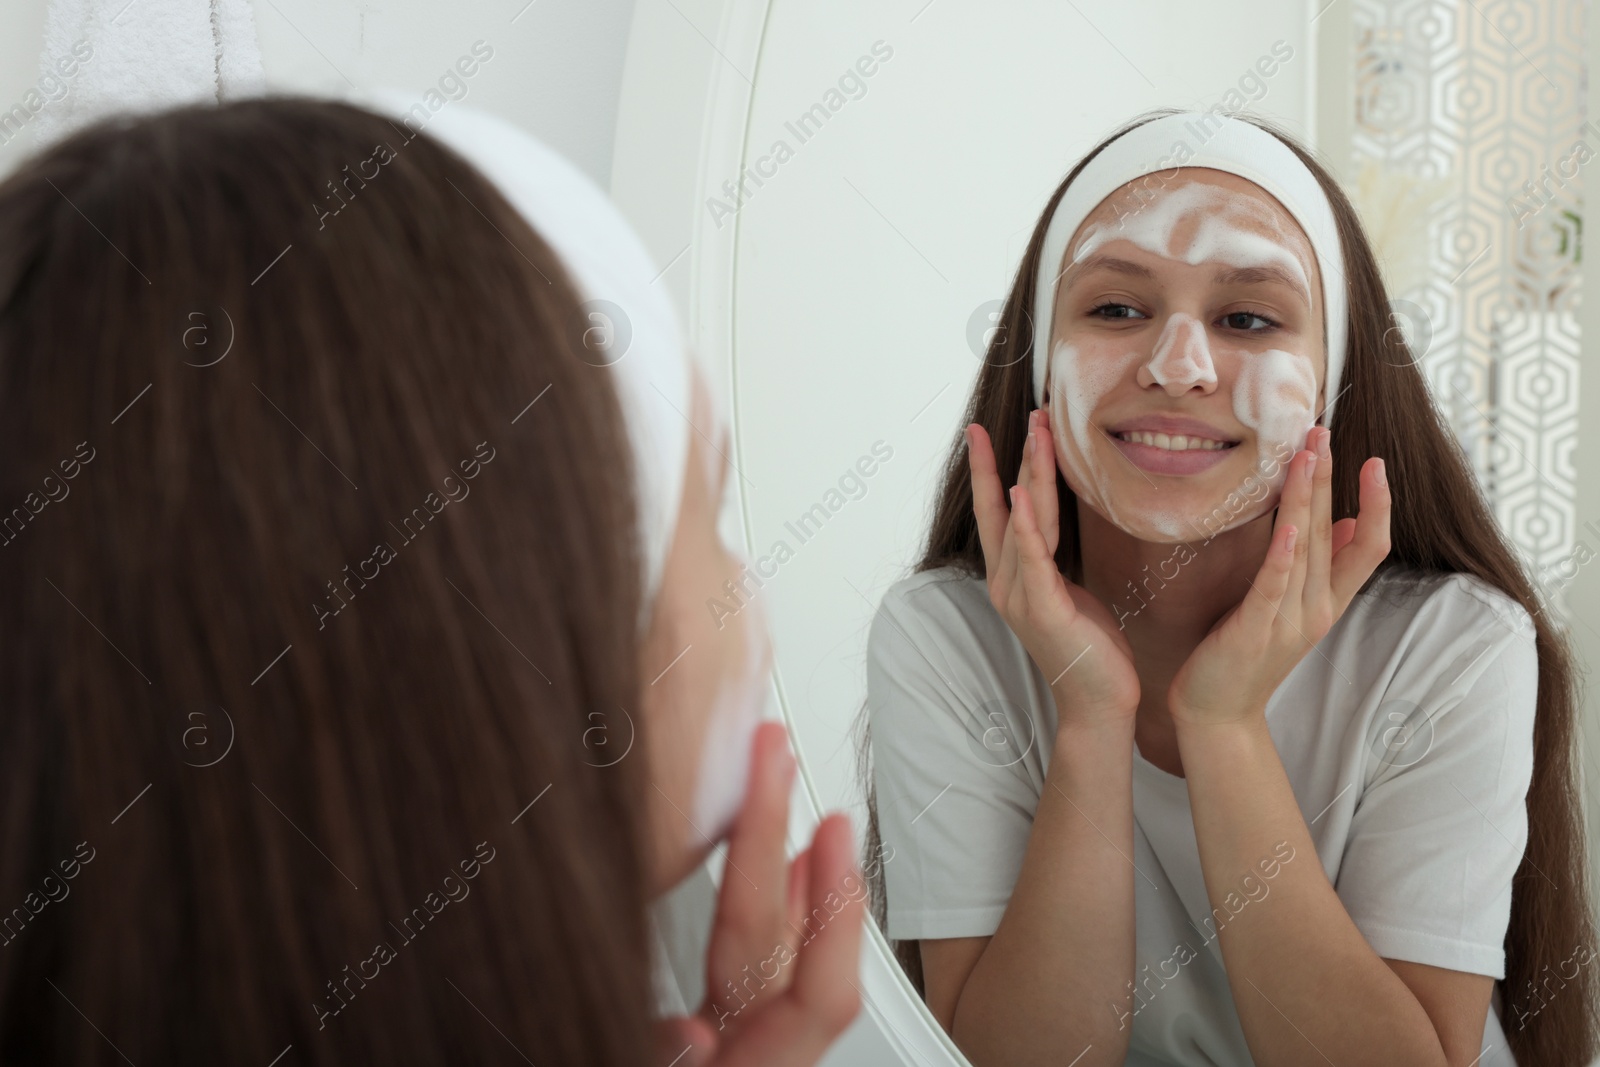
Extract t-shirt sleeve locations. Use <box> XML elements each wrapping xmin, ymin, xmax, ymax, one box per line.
<box><xmin>865</xmin><ymin>575</ymin><xmax>1049</xmax><ymax>942</ymax></box>
<box><xmin>1335</xmin><ymin>579</ymin><xmax>1540</xmax><ymax>979</ymax></box>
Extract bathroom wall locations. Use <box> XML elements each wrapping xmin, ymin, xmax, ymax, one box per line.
<box><xmin>0</xmin><ymin>0</ymin><xmax>637</xmax><ymax>186</ymax></box>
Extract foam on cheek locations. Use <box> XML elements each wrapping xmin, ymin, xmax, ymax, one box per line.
<box><xmin>1050</xmin><ymin>339</ymin><xmax>1117</xmax><ymax>502</ymax></box>
<box><xmin>1233</xmin><ymin>348</ymin><xmax>1317</xmax><ymax>513</ymax></box>
<box><xmin>1049</xmin><ymin>340</ymin><xmax>1185</xmax><ymax>541</ymax></box>
<box><xmin>689</xmin><ymin>559</ymin><xmax>772</xmax><ymax>847</ymax></box>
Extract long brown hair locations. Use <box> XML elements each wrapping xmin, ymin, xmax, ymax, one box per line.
<box><xmin>858</xmin><ymin>108</ymin><xmax>1599</xmax><ymax>1065</ymax></box>
<box><xmin>0</xmin><ymin>99</ymin><xmax>659</xmax><ymax>1063</ymax></box>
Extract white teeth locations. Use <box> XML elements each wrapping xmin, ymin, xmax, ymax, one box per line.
<box><xmin>1117</xmin><ymin>431</ymin><xmax>1231</xmax><ymax>452</ymax></box>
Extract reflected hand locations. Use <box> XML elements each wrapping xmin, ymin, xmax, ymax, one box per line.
<box><xmin>655</xmin><ymin>722</ymin><xmax>865</xmax><ymax>1067</ymax></box>
<box><xmin>1168</xmin><ymin>427</ymin><xmax>1392</xmax><ymax>726</ymax></box>
<box><xmin>967</xmin><ymin>407</ymin><xmax>1140</xmax><ymax>730</ymax></box>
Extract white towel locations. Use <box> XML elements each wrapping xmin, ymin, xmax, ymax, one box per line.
<box><xmin>33</xmin><ymin>0</ymin><xmax>265</xmax><ymax>150</ymax></box>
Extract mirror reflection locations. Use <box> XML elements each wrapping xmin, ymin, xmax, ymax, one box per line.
<box><xmin>863</xmin><ymin>111</ymin><xmax>1552</xmax><ymax>1067</ymax></box>
<box><xmin>711</xmin><ymin>4</ymin><xmax>1596</xmax><ymax>1066</ymax></box>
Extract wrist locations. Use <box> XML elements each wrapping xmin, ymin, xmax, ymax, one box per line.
<box><xmin>1047</xmin><ymin>680</ymin><xmax>1138</xmax><ymax>728</ymax></box>
<box><xmin>1052</xmin><ymin>712</ymin><xmax>1137</xmax><ymax>757</ymax></box>
<box><xmin>1171</xmin><ymin>711</ymin><xmax>1272</xmax><ymax>755</ymax></box>
<box><xmin>1168</xmin><ymin>695</ymin><xmax>1269</xmax><ymax>731</ymax></box>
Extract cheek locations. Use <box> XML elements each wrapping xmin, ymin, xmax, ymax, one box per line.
<box><xmin>1051</xmin><ymin>337</ymin><xmax>1137</xmax><ymax>403</ymax></box>
<box><xmin>689</xmin><ymin>552</ymin><xmax>772</xmax><ymax>846</ymax></box>
<box><xmin>1232</xmin><ymin>349</ymin><xmax>1317</xmax><ymax>448</ymax></box>
<box><xmin>1048</xmin><ymin>339</ymin><xmax>1138</xmax><ymax>481</ymax></box>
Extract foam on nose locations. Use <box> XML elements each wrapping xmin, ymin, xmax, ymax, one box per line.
<box><xmin>1147</xmin><ymin>312</ymin><xmax>1217</xmax><ymax>392</ymax></box>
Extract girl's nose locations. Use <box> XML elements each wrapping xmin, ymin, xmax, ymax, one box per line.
<box><xmin>1136</xmin><ymin>312</ymin><xmax>1218</xmax><ymax>395</ymax></box>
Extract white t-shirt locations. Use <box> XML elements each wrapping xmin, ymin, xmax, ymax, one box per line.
<box><xmin>867</xmin><ymin>563</ymin><xmax>1538</xmax><ymax>1067</ymax></box>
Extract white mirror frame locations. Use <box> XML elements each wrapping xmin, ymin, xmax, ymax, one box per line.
<box><xmin>611</xmin><ymin>0</ymin><xmax>965</xmax><ymax>1062</ymax></box>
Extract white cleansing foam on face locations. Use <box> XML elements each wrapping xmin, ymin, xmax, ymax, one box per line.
<box><xmin>1070</xmin><ymin>183</ymin><xmax>1315</xmax><ymax>306</ymax></box>
<box><xmin>1046</xmin><ymin>182</ymin><xmax>1322</xmax><ymax>542</ymax></box>
<box><xmin>1147</xmin><ymin>312</ymin><xmax>1217</xmax><ymax>391</ymax></box>
<box><xmin>1232</xmin><ymin>347</ymin><xmax>1317</xmax><ymax>504</ymax></box>
<box><xmin>688</xmin><ymin>556</ymin><xmax>774</xmax><ymax>847</ymax></box>
<box><xmin>1050</xmin><ymin>339</ymin><xmax>1189</xmax><ymax>542</ymax></box>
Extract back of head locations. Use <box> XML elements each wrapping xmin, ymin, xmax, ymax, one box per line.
<box><xmin>0</xmin><ymin>98</ymin><xmax>655</xmax><ymax>1063</ymax></box>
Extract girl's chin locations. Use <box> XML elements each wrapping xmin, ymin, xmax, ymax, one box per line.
<box><xmin>651</xmin><ymin>835</ymin><xmax>714</xmax><ymax>899</ymax></box>
<box><xmin>1079</xmin><ymin>490</ymin><xmax>1281</xmax><ymax>545</ymax></box>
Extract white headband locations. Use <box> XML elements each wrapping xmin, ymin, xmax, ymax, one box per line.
<box><xmin>361</xmin><ymin>92</ymin><xmax>698</xmax><ymax>624</ymax></box>
<box><xmin>1031</xmin><ymin>112</ymin><xmax>1347</xmax><ymax>428</ymax></box>
<box><xmin>362</xmin><ymin>97</ymin><xmax>767</xmax><ymax>861</ymax></box>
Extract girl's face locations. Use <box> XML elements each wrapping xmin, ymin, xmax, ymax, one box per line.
<box><xmin>639</xmin><ymin>363</ymin><xmax>773</xmax><ymax>896</ymax></box>
<box><xmin>1045</xmin><ymin>170</ymin><xmax>1327</xmax><ymax>544</ymax></box>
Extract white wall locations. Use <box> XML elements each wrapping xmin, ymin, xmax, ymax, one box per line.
<box><xmin>0</xmin><ymin>0</ymin><xmax>637</xmax><ymax>187</ymax></box>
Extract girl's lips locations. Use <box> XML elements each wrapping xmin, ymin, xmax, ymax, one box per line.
<box><xmin>1110</xmin><ymin>434</ymin><xmax>1238</xmax><ymax>475</ymax></box>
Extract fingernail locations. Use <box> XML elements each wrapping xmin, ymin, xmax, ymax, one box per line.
<box><xmin>1304</xmin><ymin>453</ymin><xmax>1317</xmax><ymax>481</ymax></box>
<box><xmin>1027</xmin><ymin>429</ymin><xmax>1036</xmax><ymax>456</ymax></box>
<box><xmin>1316</xmin><ymin>428</ymin><xmax>1331</xmax><ymax>461</ymax></box>
<box><xmin>1375</xmin><ymin>458</ymin><xmax>1387</xmax><ymax>487</ymax></box>
<box><xmin>1285</xmin><ymin>526</ymin><xmax>1298</xmax><ymax>553</ymax></box>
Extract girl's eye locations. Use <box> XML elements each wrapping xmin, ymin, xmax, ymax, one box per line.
<box><xmin>1089</xmin><ymin>302</ymin><xmax>1146</xmax><ymax>321</ymax></box>
<box><xmin>1222</xmin><ymin>310</ymin><xmax>1277</xmax><ymax>331</ymax></box>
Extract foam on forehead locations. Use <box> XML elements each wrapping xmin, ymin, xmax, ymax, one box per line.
<box><xmin>1031</xmin><ymin>112</ymin><xmax>1347</xmax><ymax>426</ymax></box>
<box><xmin>1070</xmin><ymin>181</ymin><xmax>1315</xmax><ymax>306</ymax></box>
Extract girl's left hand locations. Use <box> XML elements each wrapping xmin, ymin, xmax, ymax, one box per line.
<box><xmin>1168</xmin><ymin>427</ymin><xmax>1392</xmax><ymax>727</ymax></box>
<box><xmin>653</xmin><ymin>721</ymin><xmax>864</xmax><ymax>1067</ymax></box>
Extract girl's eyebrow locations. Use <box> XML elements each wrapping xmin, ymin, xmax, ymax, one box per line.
<box><xmin>1213</xmin><ymin>263</ymin><xmax>1310</xmax><ymax>307</ymax></box>
<box><xmin>1064</xmin><ymin>253</ymin><xmax>1311</xmax><ymax>309</ymax></box>
<box><xmin>1063</xmin><ymin>253</ymin><xmax>1155</xmax><ymax>287</ymax></box>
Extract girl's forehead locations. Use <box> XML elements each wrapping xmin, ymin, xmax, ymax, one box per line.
<box><xmin>1069</xmin><ymin>172</ymin><xmax>1315</xmax><ymax>273</ymax></box>
<box><xmin>1062</xmin><ymin>172</ymin><xmax>1321</xmax><ymax>313</ymax></box>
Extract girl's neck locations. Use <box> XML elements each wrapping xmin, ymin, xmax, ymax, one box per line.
<box><xmin>1074</xmin><ymin>502</ymin><xmax>1276</xmax><ymax>764</ymax></box>
<box><xmin>1076</xmin><ymin>502</ymin><xmax>1275</xmax><ymax>644</ymax></box>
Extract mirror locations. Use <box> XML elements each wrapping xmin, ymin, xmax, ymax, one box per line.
<box><xmin>724</xmin><ymin>2</ymin><xmax>1313</xmax><ymax>846</ymax></box>
<box><xmin>615</xmin><ymin>1</ymin><xmax>1595</xmax><ymax>1065</ymax></box>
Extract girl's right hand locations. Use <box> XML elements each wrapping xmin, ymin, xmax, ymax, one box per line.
<box><xmin>967</xmin><ymin>406</ymin><xmax>1141</xmax><ymax>730</ymax></box>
